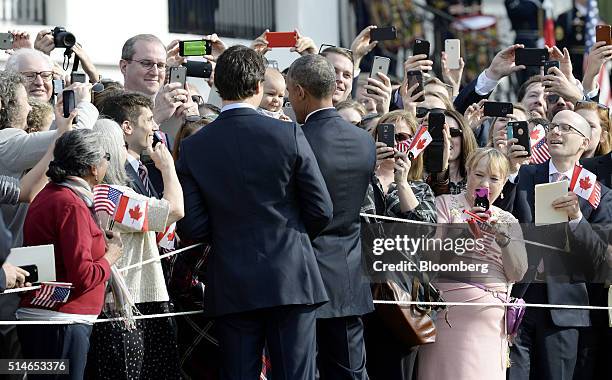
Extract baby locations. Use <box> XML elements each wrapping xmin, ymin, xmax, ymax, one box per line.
<box><xmin>258</xmin><ymin>68</ymin><xmax>291</xmax><ymax>121</ymax></box>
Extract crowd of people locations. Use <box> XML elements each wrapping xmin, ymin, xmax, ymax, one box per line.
<box><xmin>0</xmin><ymin>17</ymin><xmax>610</xmax><ymax>380</ymax></box>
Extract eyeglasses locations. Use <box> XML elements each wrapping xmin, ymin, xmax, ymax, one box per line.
<box><xmin>416</xmin><ymin>107</ymin><xmax>445</xmax><ymax>119</ymax></box>
<box><xmin>21</xmin><ymin>71</ymin><xmax>53</xmax><ymax>83</ymax></box>
<box><xmin>318</xmin><ymin>44</ymin><xmax>354</xmax><ymax>63</ymax></box>
<box><xmin>449</xmin><ymin>128</ymin><xmax>463</xmax><ymax>137</ymax></box>
<box><xmin>103</xmin><ymin>152</ymin><xmax>111</xmax><ymax>161</ymax></box>
<box><xmin>545</xmin><ymin>122</ymin><xmax>586</xmax><ymax>137</ymax></box>
<box><xmin>395</xmin><ymin>132</ymin><xmax>413</xmax><ymax>142</ymax></box>
<box><xmin>124</xmin><ymin>59</ymin><xmax>167</xmax><ymax>71</ymax></box>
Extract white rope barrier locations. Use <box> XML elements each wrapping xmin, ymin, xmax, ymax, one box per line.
<box><xmin>373</xmin><ymin>300</ymin><xmax>612</xmax><ymax>310</ymax></box>
<box><xmin>0</xmin><ymin>310</ymin><xmax>205</xmax><ymax>325</ymax></box>
<box><xmin>118</xmin><ymin>243</ymin><xmax>203</xmax><ymax>273</ymax></box>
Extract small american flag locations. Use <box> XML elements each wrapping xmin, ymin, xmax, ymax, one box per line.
<box><xmin>584</xmin><ymin>0</ymin><xmax>599</xmax><ymax>56</ymax></box>
<box><xmin>93</xmin><ymin>185</ymin><xmax>123</xmax><ymax>215</ymax></box>
<box><xmin>31</xmin><ymin>282</ymin><xmax>72</xmax><ymax>308</ymax></box>
<box><xmin>530</xmin><ymin>138</ymin><xmax>551</xmax><ymax>165</ymax></box>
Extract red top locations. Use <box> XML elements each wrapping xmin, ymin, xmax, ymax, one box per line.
<box><xmin>21</xmin><ymin>183</ymin><xmax>111</xmax><ymax>314</ymax></box>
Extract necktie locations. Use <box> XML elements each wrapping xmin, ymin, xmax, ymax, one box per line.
<box><xmin>137</xmin><ymin>161</ymin><xmax>152</xmax><ymax>197</ymax></box>
<box><xmin>551</xmin><ymin>172</ymin><xmax>569</xmax><ymax>183</ymax></box>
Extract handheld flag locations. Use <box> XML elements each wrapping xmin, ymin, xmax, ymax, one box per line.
<box><xmin>31</xmin><ymin>282</ymin><xmax>72</xmax><ymax>308</ymax></box>
<box><xmin>407</xmin><ymin>125</ymin><xmax>432</xmax><ymax>161</ymax></box>
<box><xmin>569</xmin><ymin>165</ymin><xmax>601</xmax><ymax>208</ymax></box>
<box><xmin>114</xmin><ymin>195</ymin><xmax>149</xmax><ymax>231</ymax></box>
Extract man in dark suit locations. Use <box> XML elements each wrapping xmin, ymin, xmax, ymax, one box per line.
<box><xmin>286</xmin><ymin>55</ymin><xmax>376</xmax><ymax>379</ymax></box>
<box><xmin>176</xmin><ymin>45</ymin><xmax>333</xmax><ymax>380</ymax></box>
<box><xmin>504</xmin><ymin>110</ymin><xmax>612</xmax><ymax>380</ymax></box>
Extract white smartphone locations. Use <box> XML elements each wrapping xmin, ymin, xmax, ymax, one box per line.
<box><xmin>368</xmin><ymin>56</ymin><xmax>391</xmax><ymax>94</ymax></box>
<box><xmin>444</xmin><ymin>39</ymin><xmax>461</xmax><ymax>70</ymax></box>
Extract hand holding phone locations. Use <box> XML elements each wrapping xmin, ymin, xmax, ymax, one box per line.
<box><xmin>169</xmin><ymin>66</ymin><xmax>187</xmax><ymax>88</ymax></box>
<box><xmin>596</xmin><ymin>25</ymin><xmax>612</xmax><ymax>45</ymax></box>
<box><xmin>514</xmin><ymin>48</ymin><xmax>549</xmax><ymax>66</ymax></box>
<box><xmin>543</xmin><ymin>60</ymin><xmax>560</xmax><ymax>75</ymax></box>
<box><xmin>377</xmin><ymin>123</ymin><xmax>395</xmax><ymax>148</ymax></box>
<box><xmin>444</xmin><ymin>39</ymin><xmax>461</xmax><ymax>70</ymax></box>
<box><xmin>368</xmin><ymin>56</ymin><xmax>390</xmax><ymax>94</ymax></box>
<box><xmin>474</xmin><ymin>188</ymin><xmax>490</xmax><ymax>211</ymax></box>
<box><xmin>370</xmin><ymin>26</ymin><xmax>397</xmax><ymax>42</ymax></box>
<box><xmin>413</xmin><ymin>39</ymin><xmax>430</xmax><ymax>59</ymax></box>
<box><xmin>510</xmin><ymin>121</ymin><xmax>531</xmax><ymax>156</ymax></box>
<box><xmin>406</xmin><ymin>71</ymin><xmax>425</xmax><ymax>102</ymax></box>
<box><xmin>62</xmin><ymin>89</ymin><xmax>77</xmax><ymax>124</ymax></box>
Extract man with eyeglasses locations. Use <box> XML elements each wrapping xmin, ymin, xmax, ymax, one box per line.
<box><xmin>504</xmin><ymin>109</ymin><xmax>612</xmax><ymax>380</ymax></box>
<box><xmin>5</xmin><ymin>48</ymin><xmax>98</xmax><ymax>130</ymax></box>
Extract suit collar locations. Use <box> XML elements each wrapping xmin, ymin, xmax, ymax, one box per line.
<box><xmin>124</xmin><ymin>162</ymin><xmax>147</xmax><ymax>195</ymax></box>
<box><xmin>215</xmin><ymin>107</ymin><xmax>260</xmax><ymax>120</ymax></box>
<box><xmin>304</xmin><ymin>107</ymin><xmax>338</xmax><ymax>124</ymax></box>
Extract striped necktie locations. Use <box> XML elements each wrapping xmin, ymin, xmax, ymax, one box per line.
<box><xmin>137</xmin><ymin>161</ymin><xmax>152</xmax><ymax>197</ymax></box>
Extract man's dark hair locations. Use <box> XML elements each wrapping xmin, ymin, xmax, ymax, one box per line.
<box><xmin>517</xmin><ymin>75</ymin><xmax>543</xmax><ymax>102</ymax></box>
<box><xmin>287</xmin><ymin>54</ymin><xmax>337</xmax><ymax>99</ymax></box>
<box><xmin>98</xmin><ymin>91</ymin><xmax>153</xmax><ymax>125</ymax></box>
<box><xmin>214</xmin><ymin>45</ymin><xmax>265</xmax><ymax>101</ymax></box>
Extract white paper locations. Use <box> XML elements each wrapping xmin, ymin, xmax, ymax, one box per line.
<box><xmin>535</xmin><ymin>180</ymin><xmax>569</xmax><ymax>225</ymax></box>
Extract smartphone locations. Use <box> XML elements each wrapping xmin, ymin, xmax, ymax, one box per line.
<box><xmin>474</xmin><ymin>188</ymin><xmax>490</xmax><ymax>211</ymax></box>
<box><xmin>169</xmin><ymin>65</ymin><xmax>187</xmax><ymax>88</ymax></box>
<box><xmin>514</xmin><ymin>48</ymin><xmax>549</xmax><ymax>66</ymax></box>
<box><xmin>428</xmin><ymin>113</ymin><xmax>445</xmax><ymax>141</ymax></box>
<box><xmin>444</xmin><ymin>39</ymin><xmax>461</xmax><ymax>70</ymax></box>
<box><xmin>484</xmin><ymin>102</ymin><xmax>513</xmax><ymax>117</ymax></box>
<box><xmin>377</xmin><ymin>123</ymin><xmax>395</xmax><ymax>148</ymax></box>
<box><xmin>0</xmin><ymin>32</ymin><xmax>13</xmax><ymax>50</ymax></box>
<box><xmin>596</xmin><ymin>25</ymin><xmax>612</xmax><ymax>45</ymax></box>
<box><xmin>413</xmin><ymin>39</ymin><xmax>430</xmax><ymax>59</ymax></box>
<box><xmin>543</xmin><ymin>60</ymin><xmax>560</xmax><ymax>75</ymax></box>
<box><xmin>511</xmin><ymin>121</ymin><xmax>531</xmax><ymax>156</ymax></box>
<box><xmin>70</xmin><ymin>71</ymin><xmax>87</xmax><ymax>84</ymax></box>
<box><xmin>152</xmin><ymin>131</ymin><xmax>162</xmax><ymax>148</ymax></box>
<box><xmin>265</xmin><ymin>31</ymin><xmax>298</xmax><ymax>48</ymax></box>
<box><xmin>62</xmin><ymin>89</ymin><xmax>76</xmax><ymax>122</ymax></box>
<box><xmin>184</xmin><ymin>60</ymin><xmax>213</xmax><ymax>78</ymax></box>
<box><xmin>370</xmin><ymin>26</ymin><xmax>397</xmax><ymax>41</ymax></box>
<box><xmin>424</xmin><ymin>112</ymin><xmax>445</xmax><ymax>173</ymax></box>
<box><xmin>406</xmin><ymin>70</ymin><xmax>425</xmax><ymax>102</ymax></box>
<box><xmin>368</xmin><ymin>56</ymin><xmax>390</xmax><ymax>94</ymax></box>
<box><xmin>179</xmin><ymin>39</ymin><xmax>212</xmax><ymax>56</ymax></box>
<box><xmin>52</xmin><ymin>79</ymin><xmax>64</xmax><ymax>96</ymax></box>
<box><xmin>20</xmin><ymin>265</ymin><xmax>38</xmax><ymax>284</ymax></box>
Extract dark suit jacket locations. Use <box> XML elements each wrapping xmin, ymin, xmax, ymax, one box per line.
<box><xmin>125</xmin><ymin>161</ymin><xmax>159</xmax><ymax>198</ymax></box>
<box><xmin>302</xmin><ymin>108</ymin><xmax>376</xmax><ymax>318</ymax></box>
<box><xmin>0</xmin><ymin>214</ymin><xmax>12</xmax><ymax>292</ymax></box>
<box><xmin>581</xmin><ymin>153</ymin><xmax>612</xmax><ymax>188</ymax></box>
<box><xmin>506</xmin><ymin>161</ymin><xmax>612</xmax><ymax>327</ymax></box>
<box><xmin>176</xmin><ymin>107</ymin><xmax>333</xmax><ymax>317</ymax></box>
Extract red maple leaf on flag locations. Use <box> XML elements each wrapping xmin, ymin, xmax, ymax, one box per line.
<box><xmin>129</xmin><ymin>204</ymin><xmax>143</xmax><ymax>221</ymax></box>
<box><xmin>416</xmin><ymin>138</ymin><xmax>427</xmax><ymax>150</ymax></box>
<box><xmin>166</xmin><ymin>230</ymin><xmax>175</xmax><ymax>241</ymax></box>
<box><xmin>530</xmin><ymin>129</ymin><xmax>541</xmax><ymax>140</ymax></box>
<box><xmin>579</xmin><ymin>176</ymin><xmax>593</xmax><ymax>191</ymax></box>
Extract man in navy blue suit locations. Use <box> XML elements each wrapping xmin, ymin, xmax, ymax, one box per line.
<box><xmin>176</xmin><ymin>45</ymin><xmax>333</xmax><ymax>380</ymax></box>
<box><xmin>286</xmin><ymin>55</ymin><xmax>376</xmax><ymax>379</ymax></box>
<box><xmin>504</xmin><ymin>110</ymin><xmax>612</xmax><ymax>380</ymax></box>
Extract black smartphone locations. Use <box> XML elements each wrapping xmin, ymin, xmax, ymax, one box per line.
<box><xmin>544</xmin><ymin>60</ymin><xmax>560</xmax><ymax>75</ymax></box>
<box><xmin>424</xmin><ymin>113</ymin><xmax>445</xmax><ymax>173</ymax></box>
<box><xmin>377</xmin><ymin>123</ymin><xmax>395</xmax><ymax>148</ymax></box>
<box><xmin>179</xmin><ymin>39</ymin><xmax>212</xmax><ymax>56</ymax></box>
<box><xmin>20</xmin><ymin>265</ymin><xmax>38</xmax><ymax>284</ymax></box>
<box><xmin>70</xmin><ymin>71</ymin><xmax>87</xmax><ymax>84</ymax></box>
<box><xmin>483</xmin><ymin>102</ymin><xmax>513</xmax><ymax>117</ymax></box>
<box><xmin>62</xmin><ymin>89</ymin><xmax>77</xmax><ymax>123</ymax></box>
<box><xmin>152</xmin><ymin>132</ymin><xmax>162</xmax><ymax>148</ymax></box>
<box><xmin>370</xmin><ymin>26</ymin><xmax>397</xmax><ymax>41</ymax></box>
<box><xmin>52</xmin><ymin>79</ymin><xmax>64</xmax><ymax>96</ymax></box>
<box><xmin>413</xmin><ymin>39</ymin><xmax>430</xmax><ymax>59</ymax></box>
<box><xmin>514</xmin><ymin>48</ymin><xmax>549</xmax><ymax>66</ymax></box>
<box><xmin>169</xmin><ymin>66</ymin><xmax>187</xmax><ymax>88</ymax></box>
<box><xmin>406</xmin><ymin>70</ymin><xmax>425</xmax><ymax>102</ymax></box>
<box><xmin>184</xmin><ymin>60</ymin><xmax>213</xmax><ymax>78</ymax></box>
<box><xmin>510</xmin><ymin>121</ymin><xmax>531</xmax><ymax>156</ymax></box>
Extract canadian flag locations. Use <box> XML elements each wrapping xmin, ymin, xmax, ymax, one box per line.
<box><xmin>529</xmin><ymin>124</ymin><xmax>546</xmax><ymax>145</ymax></box>
<box><xmin>407</xmin><ymin>125</ymin><xmax>432</xmax><ymax>161</ymax></box>
<box><xmin>114</xmin><ymin>195</ymin><xmax>149</xmax><ymax>231</ymax></box>
<box><xmin>569</xmin><ymin>165</ymin><xmax>601</xmax><ymax>209</ymax></box>
<box><xmin>156</xmin><ymin>223</ymin><xmax>176</xmax><ymax>250</ymax></box>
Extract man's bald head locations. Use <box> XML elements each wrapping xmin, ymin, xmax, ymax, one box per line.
<box><xmin>552</xmin><ymin>110</ymin><xmax>591</xmax><ymax>139</ymax></box>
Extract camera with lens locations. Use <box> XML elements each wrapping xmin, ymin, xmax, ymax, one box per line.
<box><xmin>52</xmin><ymin>27</ymin><xmax>76</xmax><ymax>48</ymax></box>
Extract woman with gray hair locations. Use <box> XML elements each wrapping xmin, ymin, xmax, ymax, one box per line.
<box><xmin>86</xmin><ymin>118</ymin><xmax>184</xmax><ymax>379</ymax></box>
<box><xmin>16</xmin><ymin>129</ymin><xmax>124</xmax><ymax>380</ymax></box>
